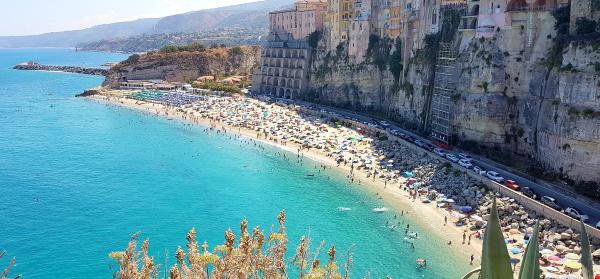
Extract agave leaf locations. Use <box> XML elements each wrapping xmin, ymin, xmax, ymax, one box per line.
<box><xmin>462</xmin><ymin>267</ymin><xmax>481</xmax><ymax>279</ymax></box>
<box><xmin>480</xmin><ymin>198</ymin><xmax>513</xmax><ymax>279</ymax></box>
<box><xmin>518</xmin><ymin>220</ymin><xmax>540</xmax><ymax>279</ymax></box>
<box><xmin>580</xmin><ymin>219</ymin><xmax>594</xmax><ymax>279</ymax></box>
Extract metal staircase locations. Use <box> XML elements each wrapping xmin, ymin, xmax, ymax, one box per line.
<box><xmin>430</xmin><ymin>42</ymin><xmax>458</xmax><ymax>145</ymax></box>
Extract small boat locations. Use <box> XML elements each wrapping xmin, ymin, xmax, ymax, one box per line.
<box><xmin>337</xmin><ymin>207</ymin><xmax>351</xmax><ymax>211</ymax></box>
<box><xmin>306</xmin><ymin>174</ymin><xmax>316</xmax><ymax>177</ymax></box>
<box><xmin>372</xmin><ymin>207</ymin><xmax>388</xmax><ymax>213</ymax></box>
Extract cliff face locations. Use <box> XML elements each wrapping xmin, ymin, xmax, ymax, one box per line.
<box><xmin>104</xmin><ymin>46</ymin><xmax>261</xmax><ymax>87</ymax></box>
<box><xmin>305</xmin><ymin>14</ymin><xmax>600</xmax><ymax>183</ymax></box>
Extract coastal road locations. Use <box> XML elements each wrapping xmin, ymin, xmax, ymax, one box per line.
<box><xmin>272</xmin><ymin>97</ymin><xmax>600</xmax><ymax>227</ymax></box>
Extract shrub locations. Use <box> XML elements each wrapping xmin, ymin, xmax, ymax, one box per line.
<box><xmin>551</xmin><ymin>6</ymin><xmax>570</xmax><ymax>34</ymax></box>
<box><xmin>159</xmin><ymin>42</ymin><xmax>206</xmax><ymax>53</ymax></box>
<box><xmin>575</xmin><ymin>17</ymin><xmax>597</xmax><ymax>35</ymax></box>
<box><xmin>192</xmin><ymin>81</ymin><xmax>242</xmax><ymax>94</ymax></box>
<box><xmin>230</xmin><ymin>46</ymin><xmax>244</xmax><ymax>55</ymax></box>
<box><xmin>389</xmin><ymin>39</ymin><xmax>404</xmax><ymax>82</ymax></box>
<box><xmin>123</xmin><ymin>54</ymin><xmax>140</xmax><ymax>65</ymax></box>
<box><xmin>110</xmin><ymin>212</ymin><xmax>351</xmax><ymax>279</ymax></box>
<box><xmin>307</xmin><ymin>31</ymin><xmax>322</xmax><ymax>49</ymax></box>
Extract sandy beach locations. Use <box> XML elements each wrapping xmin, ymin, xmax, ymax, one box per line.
<box><xmin>86</xmin><ymin>92</ymin><xmax>484</xmax><ymax>265</ymax></box>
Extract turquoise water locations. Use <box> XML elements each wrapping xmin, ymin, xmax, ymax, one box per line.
<box><xmin>0</xmin><ymin>48</ymin><xmax>471</xmax><ymax>278</ymax></box>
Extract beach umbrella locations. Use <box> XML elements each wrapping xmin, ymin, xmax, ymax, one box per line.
<box><xmin>548</xmin><ymin>255</ymin><xmax>561</xmax><ymax>261</ymax></box>
<box><xmin>565</xmin><ymin>261</ymin><xmax>582</xmax><ymax>270</ymax></box>
<box><xmin>509</xmin><ymin>228</ymin><xmax>519</xmax><ymax>235</ymax></box>
<box><xmin>471</xmin><ymin>215</ymin><xmax>484</xmax><ymax>222</ymax></box>
<box><xmin>511</xmin><ymin>247</ymin><xmax>523</xmax><ymax>254</ymax></box>
<box><xmin>540</xmin><ymin>249</ymin><xmax>554</xmax><ymax>255</ymax></box>
<box><xmin>564</xmin><ymin>253</ymin><xmax>580</xmax><ymax>260</ymax></box>
<box><xmin>544</xmin><ymin>266</ymin><xmax>560</xmax><ymax>273</ymax></box>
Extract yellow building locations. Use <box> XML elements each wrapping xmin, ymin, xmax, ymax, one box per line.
<box><xmin>295</xmin><ymin>0</ymin><xmax>328</xmax><ymax>11</ymax></box>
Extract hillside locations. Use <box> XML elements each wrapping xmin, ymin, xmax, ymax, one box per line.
<box><xmin>77</xmin><ymin>28</ymin><xmax>267</xmax><ymax>53</ymax></box>
<box><xmin>103</xmin><ymin>46</ymin><xmax>261</xmax><ymax>87</ymax></box>
<box><xmin>0</xmin><ymin>0</ymin><xmax>292</xmax><ymax>48</ymax></box>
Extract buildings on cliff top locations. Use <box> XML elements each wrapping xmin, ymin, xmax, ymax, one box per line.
<box><xmin>252</xmin><ymin>0</ymin><xmax>586</xmax><ymax>99</ymax></box>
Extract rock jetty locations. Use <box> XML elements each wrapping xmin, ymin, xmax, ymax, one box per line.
<box><xmin>13</xmin><ymin>61</ymin><xmax>108</xmax><ymax>76</ymax></box>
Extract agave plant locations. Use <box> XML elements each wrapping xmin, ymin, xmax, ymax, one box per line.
<box><xmin>463</xmin><ymin>198</ymin><xmax>597</xmax><ymax>279</ymax></box>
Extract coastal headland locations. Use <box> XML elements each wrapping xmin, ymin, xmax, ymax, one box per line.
<box><xmin>79</xmin><ymin>87</ymin><xmax>600</xmax><ymax>276</ymax></box>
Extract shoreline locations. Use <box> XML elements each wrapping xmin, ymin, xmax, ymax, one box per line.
<box><xmin>85</xmin><ymin>93</ymin><xmax>483</xmax><ymax>266</ymax></box>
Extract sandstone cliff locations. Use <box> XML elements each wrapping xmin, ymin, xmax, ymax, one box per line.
<box><xmin>104</xmin><ymin>46</ymin><xmax>261</xmax><ymax>87</ymax></box>
<box><xmin>305</xmin><ymin>13</ymin><xmax>600</xmax><ymax>187</ymax></box>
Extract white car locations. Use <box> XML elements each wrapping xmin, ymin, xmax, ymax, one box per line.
<box><xmin>446</xmin><ymin>154</ymin><xmax>459</xmax><ymax>162</ymax></box>
<box><xmin>414</xmin><ymin>140</ymin><xmax>426</xmax><ymax>147</ymax></box>
<box><xmin>458</xmin><ymin>153</ymin><xmax>472</xmax><ymax>161</ymax></box>
<box><xmin>473</xmin><ymin>166</ymin><xmax>486</xmax><ymax>175</ymax></box>
<box><xmin>565</xmin><ymin>207</ymin><xmax>590</xmax><ymax>223</ymax></box>
<box><xmin>596</xmin><ymin>221</ymin><xmax>600</xmax><ymax>229</ymax></box>
<box><xmin>486</xmin><ymin>171</ymin><xmax>505</xmax><ymax>183</ymax></box>
<box><xmin>458</xmin><ymin>159</ymin><xmax>473</xmax><ymax>169</ymax></box>
<box><xmin>434</xmin><ymin>148</ymin><xmax>446</xmax><ymax>157</ymax></box>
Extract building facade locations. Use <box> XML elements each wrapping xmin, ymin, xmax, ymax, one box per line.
<box><xmin>253</xmin><ymin>0</ymin><xmax>328</xmax><ymax>98</ymax></box>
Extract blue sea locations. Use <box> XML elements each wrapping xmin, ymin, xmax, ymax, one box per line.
<box><xmin>0</xmin><ymin>48</ymin><xmax>471</xmax><ymax>278</ymax></box>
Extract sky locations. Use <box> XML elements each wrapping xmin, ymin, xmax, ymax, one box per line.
<box><xmin>0</xmin><ymin>0</ymin><xmax>260</xmax><ymax>36</ymax></box>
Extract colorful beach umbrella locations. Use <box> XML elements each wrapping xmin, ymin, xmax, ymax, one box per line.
<box><xmin>565</xmin><ymin>261</ymin><xmax>582</xmax><ymax>270</ymax></box>
<box><xmin>564</xmin><ymin>253</ymin><xmax>580</xmax><ymax>260</ymax></box>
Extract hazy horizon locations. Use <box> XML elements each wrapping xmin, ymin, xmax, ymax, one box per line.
<box><xmin>0</xmin><ymin>0</ymin><xmax>261</xmax><ymax>37</ymax></box>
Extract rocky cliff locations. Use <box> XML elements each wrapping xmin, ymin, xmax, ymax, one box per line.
<box><xmin>305</xmin><ymin>12</ymin><xmax>600</xmax><ymax>187</ymax></box>
<box><xmin>104</xmin><ymin>46</ymin><xmax>261</xmax><ymax>87</ymax></box>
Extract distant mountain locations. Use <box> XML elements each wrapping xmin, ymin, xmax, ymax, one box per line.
<box><xmin>0</xmin><ymin>0</ymin><xmax>292</xmax><ymax>48</ymax></box>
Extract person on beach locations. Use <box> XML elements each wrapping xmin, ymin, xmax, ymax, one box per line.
<box><xmin>444</xmin><ymin>216</ymin><xmax>448</xmax><ymax>226</ymax></box>
<box><xmin>470</xmin><ymin>254</ymin><xmax>474</xmax><ymax>265</ymax></box>
<box><xmin>462</xmin><ymin>232</ymin><xmax>466</xmax><ymax>244</ymax></box>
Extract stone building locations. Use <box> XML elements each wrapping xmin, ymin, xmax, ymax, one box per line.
<box><xmin>252</xmin><ymin>0</ymin><xmax>327</xmax><ymax>98</ymax></box>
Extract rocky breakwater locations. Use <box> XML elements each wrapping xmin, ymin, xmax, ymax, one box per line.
<box><xmin>13</xmin><ymin>62</ymin><xmax>108</xmax><ymax>76</ymax></box>
<box><xmin>376</xmin><ymin>142</ymin><xmax>600</xmax><ymax>257</ymax></box>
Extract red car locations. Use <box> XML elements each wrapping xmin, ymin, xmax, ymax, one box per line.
<box><xmin>504</xmin><ymin>180</ymin><xmax>521</xmax><ymax>191</ymax></box>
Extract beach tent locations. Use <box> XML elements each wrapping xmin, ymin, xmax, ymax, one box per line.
<box><xmin>403</xmin><ymin>171</ymin><xmax>413</xmax><ymax>178</ymax></box>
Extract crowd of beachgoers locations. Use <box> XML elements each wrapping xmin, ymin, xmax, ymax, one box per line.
<box><xmin>89</xmin><ymin>89</ymin><xmax>600</xmax><ymax>278</ymax></box>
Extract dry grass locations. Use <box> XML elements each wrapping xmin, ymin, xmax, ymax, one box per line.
<box><xmin>0</xmin><ymin>251</ymin><xmax>19</xmax><ymax>279</ymax></box>
<box><xmin>110</xmin><ymin>211</ymin><xmax>353</xmax><ymax>279</ymax></box>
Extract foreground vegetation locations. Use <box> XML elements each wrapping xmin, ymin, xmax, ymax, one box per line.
<box><xmin>108</xmin><ymin>201</ymin><xmax>596</xmax><ymax>279</ymax></box>
<box><xmin>0</xmin><ymin>251</ymin><xmax>18</xmax><ymax>279</ymax></box>
<box><xmin>110</xmin><ymin>211</ymin><xmax>350</xmax><ymax>279</ymax></box>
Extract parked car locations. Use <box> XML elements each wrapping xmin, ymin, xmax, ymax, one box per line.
<box><xmin>434</xmin><ymin>148</ymin><xmax>446</xmax><ymax>157</ymax></box>
<box><xmin>486</xmin><ymin>171</ymin><xmax>505</xmax><ymax>183</ymax></box>
<box><xmin>390</xmin><ymin>129</ymin><xmax>400</xmax><ymax>136</ymax></box>
<box><xmin>504</xmin><ymin>180</ymin><xmax>521</xmax><ymax>191</ymax></box>
<box><xmin>596</xmin><ymin>221</ymin><xmax>600</xmax><ymax>229</ymax></box>
<box><xmin>380</xmin><ymin>121</ymin><xmax>390</xmax><ymax>128</ymax></box>
<box><xmin>458</xmin><ymin>159</ymin><xmax>473</xmax><ymax>169</ymax></box>
<box><xmin>521</xmin><ymin>187</ymin><xmax>538</xmax><ymax>200</ymax></box>
<box><xmin>446</xmin><ymin>154</ymin><xmax>459</xmax><ymax>162</ymax></box>
<box><xmin>473</xmin><ymin>166</ymin><xmax>486</xmax><ymax>176</ymax></box>
<box><xmin>414</xmin><ymin>140</ymin><xmax>426</xmax><ymax>147</ymax></box>
<box><xmin>424</xmin><ymin>144</ymin><xmax>435</xmax><ymax>151</ymax></box>
<box><xmin>458</xmin><ymin>153</ymin><xmax>472</xmax><ymax>161</ymax></box>
<box><xmin>541</xmin><ymin>196</ymin><xmax>561</xmax><ymax>210</ymax></box>
<box><xmin>565</xmin><ymin>207</ymin><xmax>590</xmax><ymax>223</ymax></box>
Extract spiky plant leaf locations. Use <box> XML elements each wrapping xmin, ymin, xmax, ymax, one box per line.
<box><xmin>480</xmin><ymin>198</ymin><xmax>513</xmax><ymax>279</ymax></box>
<box><xmin>518</xmin><ymin>220</ymin><xmax>540</xmax><ymax>279</ymax></box>
<box><xmin>580</xmin><ymin>219</ymin><xmax>594</xmax><ymax>279</ymax></box>
<box><xmin>462</xmin><ymin>267</ymin><xmax>481</xmax><ymax>279</ymax></box>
